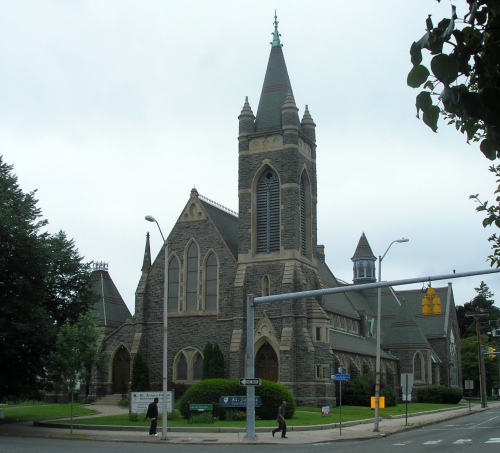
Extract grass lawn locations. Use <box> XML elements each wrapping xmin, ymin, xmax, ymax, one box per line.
<box><xmin>1</xmin><ymin>401</ymin><xmax>474</xmax><ymax>427</ymax></box>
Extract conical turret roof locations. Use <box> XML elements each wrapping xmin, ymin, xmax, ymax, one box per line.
<box><xmin>255</xmin><ymin>13</ymin><xmax>299</xmax><ymax>132</ymax></box>
<box><xmin>351</xmin><ymin>232</ymin><xmax>376</xmax><ymax>261</ymax></box>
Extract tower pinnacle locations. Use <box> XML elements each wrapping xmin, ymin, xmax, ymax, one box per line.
<box><xmin>270</xmin><ymin>10</ymin><xmax>282</xmax><ymax>47</ymax></box>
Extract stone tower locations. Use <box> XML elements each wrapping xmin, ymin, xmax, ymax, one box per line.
<box><xmin>351</xmin><ymin>232</ymin><xmax>377</xmax><ymax>284</ymax></box>
<box><xmin>235</xmin><ymin>14</ymin><xmax>331</xmax><ymax>405</ymax></box>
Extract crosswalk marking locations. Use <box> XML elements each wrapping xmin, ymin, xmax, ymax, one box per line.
<box><xmin>423</xmin><ymin>440</ymin><xmax>443</xmax><ymax>444</ymax></box>
<box><xmin>485</xmin><ymin>438</ymin><xmax>500</xmax><ymax>443</ymax></box>
<box><xmin>453</xmin><ymin>439</ymin><xmax>472</xmax><ymax>444</ymax></box>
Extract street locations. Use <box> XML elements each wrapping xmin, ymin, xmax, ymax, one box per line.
<box><xmin>1</xmin><ymin>407</ymin><xmax>500</xmax><ymax>453</ymax></box>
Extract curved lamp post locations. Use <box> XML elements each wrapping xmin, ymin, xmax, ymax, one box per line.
<box><xmin>374</xmin><ymin>237</ymin><xmax>409</xmax><ymax>432</ymax></box>
<box><xmin>145</xmin><ymin>215</ymin><xmax>168</xmax><ymax>440</ymax></box>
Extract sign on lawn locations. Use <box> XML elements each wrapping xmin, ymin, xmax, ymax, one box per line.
<box><xmin>130</xmin><ymin>391</ymin><xmax>174</xmax><ymax>414</ymax></box>
<box><xmin>219</xmin><ymin>396</ymin><xmax>262</xmax><ymax>407</ymax></box>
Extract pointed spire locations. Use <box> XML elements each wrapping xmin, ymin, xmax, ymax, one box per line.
<box><xmin>255</xmin><ymin>13</ymin><xmax>295</xmax><ymax>132</ymax></box>
<box><xmin>270</xmin><ymin>10</ymin><xmax>282</xmax><ymax>47</ymax></box>
<box><xmin>351</xmin><ymin>232</ymin><xmax>376</xmax><ymax>260</ymax></box>
<box><xmin>238</xmin><ymin>96</ymin><xmax>256</xmax><ymax>135</ymax></box>
<box><xmin>141</xmin><ymin>232</ymin><xmax>151</xmax><ymax>272</ymax></box>
<box><xmin>301</xmin><ymin>105</ymin><xmax>316</xmax><ymax>142</ymax></box>
<box><xmin>282</xmin><ymin>89</ymin><xmax>300</xmax><ymax>129</ymax></box>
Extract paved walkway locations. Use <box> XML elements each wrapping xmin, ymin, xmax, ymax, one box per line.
<box><xmin>2</xmin><ymin>401</ymin><xmax>499</xmax><ymax>445</ymax></box>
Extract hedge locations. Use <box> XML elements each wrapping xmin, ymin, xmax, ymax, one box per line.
<box><xmin>178</xmin><ymin>378</ymin><xmax>295</xmax><ymax>420</ymax></box>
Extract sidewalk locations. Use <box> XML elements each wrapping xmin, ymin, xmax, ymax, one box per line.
<box><xmin>2</xmin><ymin>401</ymin><xmax>499</xmax><ymax>445</ymax></box>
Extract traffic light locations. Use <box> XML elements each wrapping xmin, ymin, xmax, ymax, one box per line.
<box><xmin>422</xmin><ymin>286</ymin><xmax>441</xmax><ymax>315</ymax></box>
<box><xmin>488</xmin><ymin>346</ymin><xmax>496</xmax><ymax>359</ymax></box>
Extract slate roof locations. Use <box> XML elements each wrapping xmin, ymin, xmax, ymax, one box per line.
<box><xmin>351</xmin><ymin>232</ymin><xmax>376</xmax><ymax>260</ymax></box>
<box><xmin>255</xmin><ymin>42</ymin><xmax>301</xmax><ymax>132</ymax></box>
<box><xmin>199</xmin><ymin>198</ymin><xmax>239</xmax><ymax>260</ymax></box>
<box><xmin>329</xmin><ymin>329</ymin><xmax>395</xmax><ymax>360</ymax></box>
<box><xmin>91</xmin><ymin>269</ymin><xmax>132</xmax><ymax>328</ymax></box>
<box><xmin>317</xmin><ymin>259</ymin><xmax>360</xmax><ymax>318</ymax></box>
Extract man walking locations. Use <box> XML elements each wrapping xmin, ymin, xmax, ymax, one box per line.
<box><xmin>271</xmin><ymin>401</ymin><xmax>287</xmax><ymax>438</ymax></box>
<box><xmin>144</xmin><ymin>397</ymin><xmax>159</xmax><ymax>436</ymax></box>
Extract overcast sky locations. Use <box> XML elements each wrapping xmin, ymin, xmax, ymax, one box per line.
<box><xmin>2</xmin><ymin>0</ymin><xmax>499</xmax><ymax>315</ymax></box>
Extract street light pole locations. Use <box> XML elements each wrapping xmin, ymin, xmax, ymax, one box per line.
<box><xmin>145</xmin><ymin>215</ymin><xmax>168</xmax><ymax>439</ymax></box>
<box><xmin>374</xmin><ymin>237</ymin><xmax>409</xmax><ymax>432</ymax></box>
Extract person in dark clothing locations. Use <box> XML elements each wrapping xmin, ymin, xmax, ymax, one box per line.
<box><xmin>271</xmin><ymin>401</ymin><xmax>287</xmax><ymax>438</ymax></box>
<box><xmin>144</xmin><ymin>397</ymin><xmax>159</xmax><ymax>436</ymax></box>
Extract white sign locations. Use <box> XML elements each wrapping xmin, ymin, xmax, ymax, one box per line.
<box><xmin>239</xmin><ymin>378</ymin><xmax>261</xmax><ymax>386</ymax></box>
<box><xmin>400</xmin><ymin>373</ymin><xmax>414</xmax><ymax>393</ymax></box>
<box><xmin>130</xmin><ymin>391</ymin><xmax>174</xmax><ymax>414</ymax></box>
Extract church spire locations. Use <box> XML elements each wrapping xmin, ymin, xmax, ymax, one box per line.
<box><xmin>270</xmin><ymin>10</ymin><xmax>282</xmax><ymax>47</ymax></box>
<box><xmin>351</xmin><ymin>232</ymin><xmax>376</xmax><ymax>284</ymax></box>
<box><xmin>141</xmin><ymin>232</ymin><xmax>151</xmax><ymax>272</ymax></box>
<box><xmin>255</xmin><ymin>12</ymin><xmax>296</xmax><ymax>132</ymax></box>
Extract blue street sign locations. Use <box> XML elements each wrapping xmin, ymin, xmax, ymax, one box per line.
<box><xmin>332</xmin><ymin>373</ymin><xmax>350</xmax><ymax>381</ymax></box>
<box><xmin>219</xmin><ymin>396</ymin><xmax>262</xmax><ymax>407</ymax></box>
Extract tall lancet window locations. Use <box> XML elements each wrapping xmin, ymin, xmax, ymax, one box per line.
<box><xmin>300</xmin><ymin>177</ymin><xmax>306</xmax><ymax>256</ymax></box>
<box><xmin>256</xmin><ymin>169</ymin><xmax>280</xmax><ymax>253</ymax></box>
<box><xmin>186</xmin><ymin>242</ymin><xmax>199</xmax><ymax>312</ymax></box>
<box><xmin>168</xmin><ymin>256</ymin><xmax>179</xmax><ymax>312</ymax></box>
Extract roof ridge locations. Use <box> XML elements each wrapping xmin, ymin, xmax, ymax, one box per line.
<box><xmin>198</xmin><ymin>193</ymin><xmax>238</xmax><ymax>218</ymax></box>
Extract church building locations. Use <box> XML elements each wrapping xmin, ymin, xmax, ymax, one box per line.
<box><xmin>96</xmin><ymin>15</ymin><xmax>461</xmax><ymax>405</ymax></box>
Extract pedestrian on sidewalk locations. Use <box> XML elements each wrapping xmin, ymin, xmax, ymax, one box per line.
<box><xmin>272</xmin><ymin>401</ymin><xmax>287</xmax><ymax>438</ymax></box>
<box><xmin>144</xmin><ymin>397</ymin><xmax>159</xmax><ymax>436</ymax></box>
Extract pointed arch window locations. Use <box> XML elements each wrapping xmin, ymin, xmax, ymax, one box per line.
<box><xmin>186</xmin><ymin>243</ymin><xmax>199</xmax><ymax>312</ymax></box>
<box><xmin>256</xmin><ymin>169</ymin><xmax>280</xmax><ymax>253</ymax></box>
<box><xmin>205</xmin><ymin>252</ymin><xmax>218</xmax><ymax>311</ymax></box>
<box><xmin>300</xmin><ymin>177</ymin><xmax>306</xmax><ymax>256</ymax></box>
<box><xmin>414</xmin><ymin>351</ymin><xmax>424</xmax><ymax>381</ymax></box>
<box><xmin>168</xmin><ymin>256</ymin><xmax>179</xmax><ymax>312</ymax></box>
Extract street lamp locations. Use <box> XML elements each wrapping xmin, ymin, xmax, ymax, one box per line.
<box><xmin>145</xmin><ymin>215</ymin><xmax>168</xmax><ymax>439</ymax></box>
<box><xmin>374</xmin><ymin>237</ymin><xmax>409</xmax><ymax>432</ymax></box>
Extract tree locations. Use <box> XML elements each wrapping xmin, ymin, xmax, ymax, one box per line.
<box><xmin>0</xmin><ymin>156</ymin><xmax>96</xmax><ymax>400</ymax></box>
<box><xmin>202</xmin><ymin>342</ymin><xmax>225</xmax><ymax>379</ymax></box>
<box><xmin>131</xmin><ymin>351</ymin><xmax>150</xmax><ymax>391</ymax></box>
<box><xmin>456</xmin><ymin>281</ymin><xmax>499</xmax><ymax>338</ymax></box>
<box><xmin>461</xmin><ymin>334</ymin><xmax>498</xmax><ymax>394</ymax></box>
<box><xmin>408</xmin><ymin>1</ymin><xmax>500</xmax><ymax>159</ymax></box>
<box><xmin>47</xmin><ymin>311</ymin><xmax>104</xmax><ymax>393</ymax></box>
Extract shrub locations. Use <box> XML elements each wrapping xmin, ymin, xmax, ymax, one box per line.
<box><xmin>224</xmin><ymin>409</ymin><xmax>246</xmax><ymax>421</ymax></box>
<box><xmin>342</xmin><ymin>374</ymin><xmax>397</xmax><ymax>407</ymax></box>
<box><xmin>118</xmin><ymin>397</ymin><xmax>129</xmax><ymax>408</ymax></box>
<box><xmin>131</xmin><ymin>352</ymin><xmax>150</xmax><ymax>391</ymax></box>
<box><xmin>129</xmin><ymin>412</ymin><xmax>141</xmax><ymax>422</ymax></box>
<box><xmin>178</xmin><ymin>378</ymin><xmax>296</xmax><ymax>420</ymax></box>
<box><xmin>417</xmin><ymin>385</ymin><xmax>462</xmax><ymax>404</ymax></box>
<box><xmin>80</xmin><ymin>396</ymin><xmax>94</xmax><ymax>405</ymax></box>
<box><xmin>188</xmin><ymin>411</ymin><xmax>215</xmax><ymax>424</ymax></box>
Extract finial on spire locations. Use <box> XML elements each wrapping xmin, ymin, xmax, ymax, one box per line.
<box><xmin>270</xmin><ymin>10</ymin><xmax>282</xmax><ymax>47</ymax></box>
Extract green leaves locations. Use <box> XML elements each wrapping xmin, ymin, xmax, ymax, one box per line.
<box><xmin>431</xmin><ymin>54</ymin><xmax>459</xmax><ymax>83</ymax></box>
<box><xmin>407</xmin><ymin>64</ymin><xmax>430</xmax><ymax>88</ymax></box>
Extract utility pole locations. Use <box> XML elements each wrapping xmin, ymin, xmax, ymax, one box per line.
<box><xmin>467</xmin><ymin>313</ymin><xmax>489</xmax><ymax>408</ymax></box>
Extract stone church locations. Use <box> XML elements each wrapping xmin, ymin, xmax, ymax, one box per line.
<box><xmin>94</xmin><ymin>16</ymin><xmax>461</xmax><ymax>405</ymax></box>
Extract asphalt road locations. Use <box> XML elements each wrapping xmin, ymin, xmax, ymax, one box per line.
<box><xmin>2</xmin><ymin>406</ymin><xmax>500</xmax><ymax>452</ymax></box>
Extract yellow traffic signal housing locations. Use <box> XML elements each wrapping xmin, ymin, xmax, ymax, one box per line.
<box><xmin>422</xmin><ymin>296</ymin><xmax>431</xmax><ymax>315</ymax></box>
<box><xmin>432</xmin><ymin>295</ymin><xmax>441</xmax><ymax>315</ymax></box>
<box><xmin>488</xmin><ymin>347</ymin><xmax>496</xmax><ymax>359</ymax></box>
<box><xmin>422</xmin><ymin>287</ymin><xmax>440</xmax><ymax>315</ymax></box>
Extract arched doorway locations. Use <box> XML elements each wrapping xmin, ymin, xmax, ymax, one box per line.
<box><xmin>255</xmin><ymin>342</ymin><xmax>278</xmax><ymax>381</ymax></box>
<box><xmin>112</xmin><ymin>345</ymin><xmax>130</xmax><ymax>394</ymax></box>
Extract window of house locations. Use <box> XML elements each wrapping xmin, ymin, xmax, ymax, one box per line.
<box><xmin>205</xmin><ymin>253</ymin><xmax>217</xmax><ymax>311</ymax></box>
<box><xmin>316</xmin><ymin>327</ymin><xmax>321</xmax><ymax>341</ymax></box>
<box><xmin>256</xmin><ymin>169</ymin><xmax>280</xmax><ymax>253</ymax></box>
<box><xmin>186</xmin><ymin>242</ymin><xmax>199</xmax><ymax>312</ymax></box>
<box><xmin>168</xmin><ymin>256</ymin><xmax>179</xmax><ymax>312</ymax></box>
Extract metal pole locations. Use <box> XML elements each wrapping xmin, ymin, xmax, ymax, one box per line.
<box><xmin>374</xmin><ymin>255</ymin><xmax>382</xmax><ymax>432</ymax></box>
<box><xmin>161</xmin><ymin>241</ymin><xmax>169</xmax><ymax>439</ymax></box>
<box><xmin>244</xmin><ymin>294</ymin><xmax>257</xmax><ymax>440</ymax></box>
<box><xmin>477</xmin><ymin>320</ymin><xmax>485</xmax><ymax>409</ymax></box>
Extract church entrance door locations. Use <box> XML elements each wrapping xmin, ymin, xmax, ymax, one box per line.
<box><xmin>255</xmin><ymin>342</ymin><xmax>278</xmax><ymax>381</ymax></box>
<box><xmin>112</xmin><ymin>345</ymin><xmax>130</xmax><ymax>394</ymax></box>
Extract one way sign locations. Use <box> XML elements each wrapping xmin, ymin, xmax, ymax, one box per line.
<box><xmin>239</xmin><ymin>378</ymin><xmax>261</xmax><ymax>386</ymax></box>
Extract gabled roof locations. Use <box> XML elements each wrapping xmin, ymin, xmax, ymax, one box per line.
<box><xmin>329</xmin><ymin>329</ymin><xmax>395</xmax><ymax>360</ymax></box>
<box><xmin>199</xmin><ymin>197</ymin><xmax>239</xmax><ymax>259</ymax></box>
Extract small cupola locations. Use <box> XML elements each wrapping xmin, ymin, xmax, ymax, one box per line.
<box><xmin>351</xmin><ymin>232</ymin><xmax>376</xmax><ymax>284</ymax></box>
